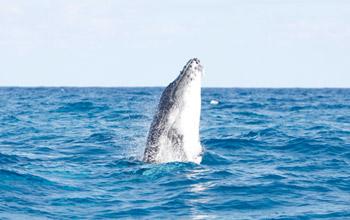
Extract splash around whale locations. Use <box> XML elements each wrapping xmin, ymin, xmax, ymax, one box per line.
<box><xmin>143</xmin><ymin>58</ymin><xmax>203</xmax><ymax>164</ymax></box>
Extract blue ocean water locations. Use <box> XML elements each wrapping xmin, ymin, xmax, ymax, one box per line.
<box><xmin>0</xmin><ymin>87</ymin><xmax>349</xmax><ymax>219</ymax></box>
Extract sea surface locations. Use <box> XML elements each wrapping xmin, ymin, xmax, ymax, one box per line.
<box><xmin>0</xmin><ymin>88</ymin><xmax>349</xmax><ymax>220</ymax></box>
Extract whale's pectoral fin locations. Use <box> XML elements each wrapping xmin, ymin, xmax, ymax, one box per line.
<box><xmin>167</xmin><ymin>128</ymin><xmax>187</xmax><ymax>161</ymax></box>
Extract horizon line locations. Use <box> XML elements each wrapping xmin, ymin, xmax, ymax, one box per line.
<box><xmin>0</xmin><ymin>86</ymin><xmax>349</xmax><ymax>89</ymax></box>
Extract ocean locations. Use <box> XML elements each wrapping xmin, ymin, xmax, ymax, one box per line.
<box><xmin>0</xmin><ymin>87</ymin><xmax>349</xmax><ymax>219</ymax></box>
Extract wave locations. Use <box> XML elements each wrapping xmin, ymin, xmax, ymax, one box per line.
<box><xmin>201</xmin><ymin>151</ymin><xmax>232</xmax><ymax>165</ymax></box>
<box><xmin>0</xmin><ymin>169</ymin><xmax>78</xmax><ymax>192</ymax></box>
<box><xmin>85</xmin><ymin>132</ymin><xmax>114</xmax><ymax>143</ymax></box>
<box><xmin>244</xmin><ymin>128</ymin><xmax>290</xmax><ymax>140</ymax></box>
<box><xmin>274</xmin><ymin>137</ymin><xmax>339</xmax><ymax>154</ymax></box>
<box><xmin>55</xmin><ymin>101</ymin><xmax>109</xmax><ymax>113</ymax></box>
<box><xmin>214</xmin><ymin>102</ymin><xmax>266</xmax><ymax>110</ymax></box>
<box><xmin>0</xmin><ymin>152</ymin><xmax>40</xmax><ymax>165</ymax></box>
<box><xmin>0</xmin><ymin>153</ymin><xmax>25</xmax><ymax>164</ymax></box>
<box><xmin>202</xmin><ymin>138</ymin><xmax>263</xmax><ymax>149</ymax></box>
<box><xmin>1</xmin><ymin>88</ymin><xmax>349</xmax><ymax>219</ymax></box>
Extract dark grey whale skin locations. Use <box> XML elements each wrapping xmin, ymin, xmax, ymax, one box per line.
<box><xmin>143</xmin><ymin>58</ymin><xmax>200</xmax><ymax>163</ymax></box>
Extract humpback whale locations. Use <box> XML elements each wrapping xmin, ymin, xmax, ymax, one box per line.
<box><xmin>143</xmin><ymin>58</ymin><xmax>203</xmax><ymax>164</ymax></box>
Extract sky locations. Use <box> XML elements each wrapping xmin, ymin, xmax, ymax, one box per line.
<box><xmin>1</xmin><ymin>0</ymin><xmax>349</xmax><ymax>87</ymax></box>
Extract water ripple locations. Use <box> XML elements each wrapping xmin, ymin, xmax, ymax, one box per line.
<box><xmin>0</xmin><ymin>88</ymin><xmax>349</xmax><ymax>219</ymax></box>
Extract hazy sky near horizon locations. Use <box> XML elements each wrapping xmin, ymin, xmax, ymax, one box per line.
<box><xmin>1</xmin><ymin>0</ymin><xmax>350</xmax><ymax>87</ymax></box>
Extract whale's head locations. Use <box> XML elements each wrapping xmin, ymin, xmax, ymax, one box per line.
<box><xmin>180</xmin><ymin>58</ymin><xmax>203</xmax><ymax>82</ymax></box>
<box><xmin>172</xmin><ymin>58</ymin><xmax>203</xmax><ymax>99</ymax></box>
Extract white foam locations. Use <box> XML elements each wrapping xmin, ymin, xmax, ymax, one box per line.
<box><xmin>210</xmin><ymin>99</ymin><xmax>219</xmax><ymax>105</ymax></box>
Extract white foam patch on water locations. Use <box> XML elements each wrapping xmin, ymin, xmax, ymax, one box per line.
<box><xmin>210</xmin><ymin>100</ymin><xmax>219</xmax><ymax>105</ymax></box>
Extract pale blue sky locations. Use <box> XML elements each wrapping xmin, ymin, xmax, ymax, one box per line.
<box><xmin>1</xmin><ymin>0</ymin><xmax>349</xmax><ymax>87</ymax></box>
